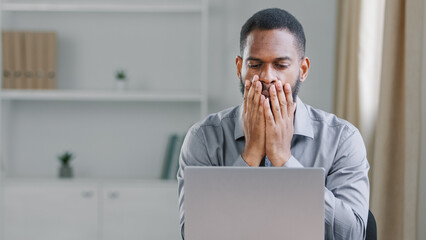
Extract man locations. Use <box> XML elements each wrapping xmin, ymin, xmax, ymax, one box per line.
<box><xmin>177</xmin><ymin>8</ymin><xmax>369</xmax><ymax>240</ymax></box>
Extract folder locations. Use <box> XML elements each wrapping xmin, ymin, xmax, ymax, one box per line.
<box><xmin>24</xmin><ymin>32</ymin><xmax>36</xmax><ymax>89</ymax></box>
<box><xmin>34</xmin><ymin>32</ymin><xmax>47</xmax><ymax>89</ymax></box>
<box><xmin>2</xmin><ymin>31</ymin><xmax>13</xmax><ymax>89</ymax></box>
<box><xmin>161</xmin><ymin>134</ymin><xmax>179</xmax><ymax>179</ymax></box>
<box><xmin>12</xmin><ymin>31</ymin><xmax>25</xmax><ymax>89</ymax></box>
<box><xmin>168</xmin><ymin>134</ymin><xmax>185</xmax><ymax>180</ymax></box>
<box><xmin>46</xmin><ymin>32</ymin><xmax>57</xmax><ymax>89</ymax></box>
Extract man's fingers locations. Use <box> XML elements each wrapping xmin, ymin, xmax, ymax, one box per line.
<box><xmin>246</xmin><ymin>79</ymin><xmax>256</xmax><ymax>115</ymax></box>
<box><xmin>252</xmin><ymin>80</ymin><xmax>262</xmax><ymax>114</ymax></box>
<box><xmin>243</xmin><ymin>80</ymin><xmax>251</xmax><ymax>114</ymax></box>
<box><xmin>258</xmin><ymin>94</ymin><xmax>266</xmax><ymax>121</ymax></box>
<box><xmin>263</xmin><ymin>97</ymin><xmax>275</xmax><ymax>125</ymax></box>
<box><xmin>275</xmin><ymin>81</ymin><xmax>287</xmax><ymax>118</ymax></box>
<box><xmin>269</xmin><ymin>85</ymin><xmax>282</xmax><ymax>122</ymax></box>
<box><xmin>292</xmin><ymin>102</ymin><xmax>297</xmax><ymax>118</ymax></box>
<box><xmin>284</xmin><ymin>83</ymin><xmax>294</xmax><ymax>118</ymax></box>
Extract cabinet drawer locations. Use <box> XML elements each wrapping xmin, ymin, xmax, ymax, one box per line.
<box><xmin>2</xmin><ymin>181</ymin><xmax>98</xmax><ymax>240</ymax></box>
<box><xmin>102</xmin><ymin>181</ymin><xmax>180</xmax><ymax>240</ymax></box>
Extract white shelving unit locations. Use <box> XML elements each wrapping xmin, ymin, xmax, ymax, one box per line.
<box><xmin>1</xmin><ymin>90</ymin><xmax>204</xmax><ymax>102</ymax></box>
<box><xmin>0</xmin><ymin>0</ymin><xmax>209</xmax><ymax>178</ymax></box>
<box><xmin>1</xmin><ymin>3</ymin><xmax>203</xmax><ymax>12</ymax></box>
<box><xmin>0</xmin><ymin>1</ymin><xmax>208</xmax><ymax>239</ymax></box>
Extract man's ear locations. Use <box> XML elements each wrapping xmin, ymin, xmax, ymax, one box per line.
<box><xmin>299</xmin><ymin>57</ymin><xmax>310</xmax><ymax>82</ymax></box>
<box><xmin>236</xmin><ymin>56</ymin><xmax>243</xmax><ymax>79</ymax></box>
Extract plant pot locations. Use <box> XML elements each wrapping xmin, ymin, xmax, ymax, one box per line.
<box><xmin>59</xmin><ymin>165</ymin><xmax>73</xmax><ymax>178</ymax></box>
<box><xmin>115</xmin><ymin>80</ymin><xmax>127</xmax><ymax>91</ymax></box>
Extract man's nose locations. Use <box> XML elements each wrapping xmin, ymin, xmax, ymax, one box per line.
<box><xmin>259</xmin><ymin>64</ymin><xmax>276</xmax><ymax>84</ymax></box>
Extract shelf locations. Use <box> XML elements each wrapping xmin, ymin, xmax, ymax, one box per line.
<box><xmin>2</xmin><ymin>177</ymin><xmax>178</xmax><ymax>184</ymax></box>
<box><xmin>1</xmin><ymin>3</ymin><xmax>204</xmax><ymax>13</ymax></box>
<box><xmin>0</xmin><ymin>90</ymin><xmax>204</xmax><ymax>102</ymax></box>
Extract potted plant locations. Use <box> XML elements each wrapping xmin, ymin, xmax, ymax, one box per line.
<box><xmin>58</xmin><ymin>151</ymin><xmax>74</xmax><ymax>178</ymax></box>
<box><xmin>115</xmin><ymin>69</ymin><xmax>127</xmax><ymax>91</ymax></box>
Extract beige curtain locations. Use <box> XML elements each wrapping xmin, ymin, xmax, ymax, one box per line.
<box><xmin>334</xmin><ymin>0</ymin><xmax>361</xmax><ymax>127</ymax></box>
<box><xmin>371</xmin><ymin>0</ymin><xmax>424</xmax><ymax>239</ymax></box>
<box><xmin>334</xmin><ymin>0</ymin><xmax>424</xmax><ymax>239</ymax></box>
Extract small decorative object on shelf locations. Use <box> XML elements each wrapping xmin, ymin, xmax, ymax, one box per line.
<box><xmin>115</xmin><ymin>69</ymin><xmax>127</xmax><ymax>91</ymax></box>
<box><xmin>58</xmin><ymin>151</ymin><xmax>74</xmax><ymax>178</ymax></box>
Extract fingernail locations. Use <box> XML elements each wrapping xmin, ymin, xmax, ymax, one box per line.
<box><xmin>271</xmin><ymin>85</ymin><xmax>276</xmax><ymax>93</ymax></box>
<box><xmin>286</xmin><ymin>84</ymin><xmax>291</xmax><ymax>91</ymax></box>
<box><xmin>245</xmin><ymin>80</ymin><xmax>249</xmax><ymax>87</ymax></box>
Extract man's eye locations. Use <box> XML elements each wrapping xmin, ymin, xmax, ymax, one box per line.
<box><xmin>276</xmin><ymin>64</ymin><xmax>289</xmax><ymax>69</ymax></box>
<box><xmin>249</xmin><ymin>64</ymin><xmax>261</xmax><ymax>69</ymax></box>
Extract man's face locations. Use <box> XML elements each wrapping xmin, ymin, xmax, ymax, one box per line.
<box><xmin>236</xmin><ymin>29</ymin><xmax>309</xmax><ymax>101</ymax></box>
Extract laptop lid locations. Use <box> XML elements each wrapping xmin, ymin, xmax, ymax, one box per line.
<box><xmin>184</xmin><ymin>167</ymin><xmax>324</xmax><ymax>240</ymax></box>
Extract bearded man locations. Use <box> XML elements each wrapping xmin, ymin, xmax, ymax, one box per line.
<box><xmin>178</xmin><ymin>8</ymin><xmax>370</xmax><ymax>240</ymax></box>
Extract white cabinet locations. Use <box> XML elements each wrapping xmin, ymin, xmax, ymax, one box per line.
<box><xmin>102</xmin><ymin>181</ymin><xmax>180</xmax><ymax>240</ymax></box>
<box><xmin>1</xmin><ymin>179</ymin><xmax>180</xmax><ymax>240</ymax></box>
<box><xmin>2</xmin><ymin>180</ymin><xmax>98</xmax><ymax>240</ymax></box>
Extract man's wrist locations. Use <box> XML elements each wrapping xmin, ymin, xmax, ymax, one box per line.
<box><xmin>270</xmin><ymin>153</ymin><xmax>291</xmax><ymax>167</ymax></box>
<box><xmin>241</xmin><ymin>150</ymin><xmax>264</xmax><ymax>166</ymax></box>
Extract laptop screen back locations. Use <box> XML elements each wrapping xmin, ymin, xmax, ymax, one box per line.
<box><xmin>184</xmin><ymin>167</ymin><xmax>324</xmax><ymax>240</ymax></box>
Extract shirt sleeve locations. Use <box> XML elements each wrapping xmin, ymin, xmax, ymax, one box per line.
<box><xmin>177</xmin><ymin>126</ymin><xmax>213</xmax><ymax>240</ymax></box>
<box><xmin>284</xmin><ymin>129</ymin><xmax>370</xmax><ymax>240</ymax></box>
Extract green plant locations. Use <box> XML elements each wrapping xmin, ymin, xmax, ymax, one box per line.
<box><xmin>115</xmin><ymin>70</ymin><xmax>127</xmax><ymax>81</ymax></box>
<box><xmin>58</xmin><ymin>151</ymin><xmax>74</xmax><ymax>166</ymax></box>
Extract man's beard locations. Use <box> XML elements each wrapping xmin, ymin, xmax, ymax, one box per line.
<box><xmin>239</xmin><ymin>75</ymin><xmax>301</xmax><ymax>102</ymax></box>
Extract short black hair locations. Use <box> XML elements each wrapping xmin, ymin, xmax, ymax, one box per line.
<box><xmin>240</xmin><ymin>8</ymin><xmax>306</xmax><ymax>58</ymax></box>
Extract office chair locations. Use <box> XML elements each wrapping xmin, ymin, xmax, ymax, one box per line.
<box><xmin>366</xmin><ymin>210</ymin><xmax>377</xmax><ymax>240</ymax></box>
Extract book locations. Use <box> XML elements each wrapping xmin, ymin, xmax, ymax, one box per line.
<box><xmin>24</xmin><ymin>32</ymin><xmax>36</xmax><ymax>89</ymax></box>
<box><xmin>168</xmin><ymin>133</ymin><xmax>186</xmax><ymax>180</ymax></box>
<box><xmin>2</xmin><ymin>31</ymin><xmax>13</xmax><ymax>89</ymax></box>
<box><xmin>46</xmin><ymin>32</ymin><xmax>57</xmax><ymax>89</ymax></box>
<box><xmin>161</xmin><ymin>134</ymin><xmax>179</xmax><ymax>179</ymax></box>
<box><xmin>34</xmin><ymin>32</ymin><xmax>47</xmax><ymax>89</ymax></box>
<box><xmin>12</xmin><ymin>31</ymin><xmax>25</xmax><ymax>89</ymax></box>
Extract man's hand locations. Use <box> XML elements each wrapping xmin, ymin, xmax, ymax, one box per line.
<box><xmin>241</xmin><ymin>75</ymin><xmax>266</xmax><ymax>166</ymax></box>
<box><xmin>263</xmin><ymin>81</ymin><xmax>296</xmax><ymax>167</ymax></box>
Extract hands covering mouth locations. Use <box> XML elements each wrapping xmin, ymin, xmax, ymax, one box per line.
<box><xmin>241</xmin><ymin>74</ymin><xmax>296</xmax><ymax>167</ymax></box>
<box><xmin>261</xmin><ymin>84</ymin><xmax>271</xmax><ymax>99</ymax></box>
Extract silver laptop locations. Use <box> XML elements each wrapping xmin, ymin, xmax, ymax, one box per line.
<box><xmin>184</xmin><ymin>167</ymin><xmax>325</xmax><ymax>240</ymax></box>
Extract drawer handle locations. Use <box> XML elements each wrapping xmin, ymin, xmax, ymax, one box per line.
<box><xmin>109</xmin><ymin>192</ymin><xmax>120</xmax><ymax>199</ymax></box>
<box><xmin>81</xmin><ymin>191</ymin><xmax>94</xmax><ymax>198</ymax></box>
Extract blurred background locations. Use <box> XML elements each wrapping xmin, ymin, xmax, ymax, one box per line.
<box><xmin>0</xmin><ymin>0</ymin><xmax>424</xmax><ymax>239</ymax></box>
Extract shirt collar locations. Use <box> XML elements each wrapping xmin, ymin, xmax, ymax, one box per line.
<box><xmin>234</xmin><ymin>97</ymin><xmax>314</xmax><ymax>140</ymax></box>
<box><xmin>294</xmin><ymin>97</ymin><xmax>314</xmax><ymax>139</ymax></box>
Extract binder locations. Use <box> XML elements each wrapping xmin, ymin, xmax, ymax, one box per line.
<box><xmin>34</xmin><ymin>32</ymin><xmax>47</xmax><ymax>89</ymax></box>
<box><xmin>12</xmin><ymin>31</ymin><xmax>25</xmax><ymax>89</ymax></box>
<box><xmin>46</xmin><ymin>32</ymin><xmax>57</xmax><ymax>89</ymax></box>
<box><xmin>24</xmin><ymin>32</ymin><xmax>36</xmax><ymax>89</ymax></box>
<box><xmin>168</xmin><ymin>134</ymin><xmax>185</xmax><ymax>180</ymax></box>
<box><xmin>2</xmin><ymin>31</ymin><xmax>13</xmax><ymax>89</ymax></box>
<box><xmin>161</xmin><ymin>134</ymin><xmax>179</xmax><ymax>179</ymax></box>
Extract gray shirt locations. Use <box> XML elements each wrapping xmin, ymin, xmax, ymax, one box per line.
<box><xmin>177</xmin><ymin>97</ymin><xmax>370</xmax><ymax>240</ymax></box>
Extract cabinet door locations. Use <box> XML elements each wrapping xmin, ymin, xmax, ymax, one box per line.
<box><xmin>102</xmin><ymin>181</ymin><xmax>180</xmax><ymax>240</ymax></box>
<box><xmin>2</xmin><ymin>181</ymin><xmax>98</xmax><ymax>240</ymax></box>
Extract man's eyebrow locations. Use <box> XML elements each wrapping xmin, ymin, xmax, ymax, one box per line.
<box><xmin>276</xmin><ymin>57</ymin><xmax>292</xmax><ymax>61</ymax></box>
<box><xmin>246</xmin><ymin>57</ymin><xmax>262</xmax><ymax>61</ymax></box>
<box><xmin>246</xmin><ymin>56</ymin><xmax>292</xmax><ymax>61</ymax></box>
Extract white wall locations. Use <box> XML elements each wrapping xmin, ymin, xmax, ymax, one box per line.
<box><xmin>207</xmin><ymin>0</ymin><xmax>337</xmax><ymax>113</ymax></box>
<box><xmin>0</xmin><ymin>0</ymin><xmax>338</xmax><ymax>178</ymax></box>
